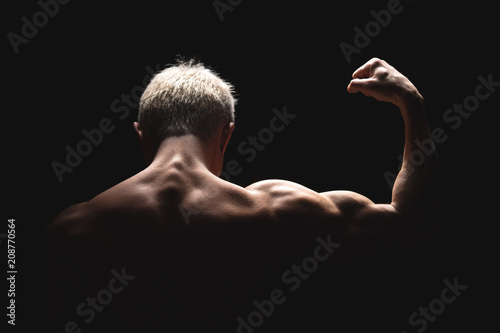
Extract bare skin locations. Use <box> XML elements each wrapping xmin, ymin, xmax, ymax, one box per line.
<box><xmin>43</xmin><ymin>58</ymin><xmax>437</xmax><ymax>332</ymax></box>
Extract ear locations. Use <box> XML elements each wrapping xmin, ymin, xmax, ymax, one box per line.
<box><xmin>220</xmin><ymin>122</ymin><xmax>235</xmax><ymax>155</ymax></box>
<box><xmin>133</xmin><ymin>122</ymin><xmax>155</xmax><ymax>165</ymax></box>
<box><xmin>133</xmin><ymin>122</ymin><xmax>144</xmax><ymax>150</ymax></box>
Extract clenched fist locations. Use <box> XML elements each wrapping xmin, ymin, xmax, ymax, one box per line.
<box><xmin>347</xmin><ymin>58</ymin><xmax>422</xmax><ymax>108</ymax></box>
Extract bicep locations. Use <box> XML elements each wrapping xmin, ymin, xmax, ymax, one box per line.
<box><xmin>320</xmin><ymin>190</ymin><xmax>400</xmax><ymax>234</ymax></box>
<box><xmin>246</xmin><ymin>180</ymin><xmax>401</xmax><ymax>235</ymax></box>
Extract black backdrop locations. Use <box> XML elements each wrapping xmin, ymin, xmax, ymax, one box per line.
<box><xmin>3</xmin><ymin>0</ymin><xmax>498</xmax><ymax>332</ymax></box>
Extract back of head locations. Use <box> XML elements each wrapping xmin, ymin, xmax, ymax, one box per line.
<box><xmin>138</xmin><ymin>59</ymin><xmax>236</xmax><ymax>144</ymax></box>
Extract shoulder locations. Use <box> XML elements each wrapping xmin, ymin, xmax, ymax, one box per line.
<box><xmin>45</xmin><ymin>176</ymin><xmax>166</xmax><ymax>250</ymax></box>
<box><xmin>45</xmin><ymin>201</ymin><xmax>113</xmax><ymax>250</ymax></box>
<box><xmin>246</xmin><ymin>179</ymin><xmax>327</xmax><ymax>204</ymax></box>
<box><xmin>46</xmin><ymin>202</ymin><xmax>93</xmax><ymax>239</ymax></box>
<box><xmin>45</xmin><ymin>181</ymin><xmax>137</xmax><ymax>249</ymax></box>
<box><xmin>246</xmin><ymin>179</ymin><xmax>341</xmax><ymax>224</ymax></box>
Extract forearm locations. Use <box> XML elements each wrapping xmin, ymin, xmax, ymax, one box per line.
<box><xmin>391</xmin><ymin>93</ymin><xmax>438</xmax><ymax>214</ymax></box>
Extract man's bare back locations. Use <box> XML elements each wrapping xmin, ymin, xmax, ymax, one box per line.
<box><xmin>43</xmin><ymin>58</ymin><xmax>437</xmax><ymax>332</ymax></box>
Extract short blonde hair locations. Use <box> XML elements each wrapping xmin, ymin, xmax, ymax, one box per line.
<box><xmin>139</xmin><ymin>59</ymin><xmax>236</xmax><ymax>142</ymax></box>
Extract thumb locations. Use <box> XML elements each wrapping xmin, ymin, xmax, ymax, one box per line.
<box><xmin>347</xmin><ymin>78</ymin><xmax>374</xmax><ymax>94</ymax></box>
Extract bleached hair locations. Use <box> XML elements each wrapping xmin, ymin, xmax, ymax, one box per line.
<box><xmin>138</xmin><ymin>59</ymin><xmax>236</xmax><ymax>143</ymax></box>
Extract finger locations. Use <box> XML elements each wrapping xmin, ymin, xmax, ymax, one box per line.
<box><xmin>351</xmin><ymin>58</ymin><xmax>379</xmax><ymax>79</ymax></box>
<box><xmin>351</xmin><ymin>57</ymin><xmax>386</xmax><ymax>79</ymax></box>
<box><xmin>351</xmin><ymin>62</ymin><xmax>371</xmax><ymax>80</ymax></box>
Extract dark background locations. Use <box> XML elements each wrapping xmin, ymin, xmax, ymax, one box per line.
<box><xmin>3</xmin><ymin>0</ymin><xmax>498</xmax><ymax>332</ymax></box>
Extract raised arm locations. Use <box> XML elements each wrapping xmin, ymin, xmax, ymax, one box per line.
<box><xmin>347</xmin><ymin>58</ymin><xmax>437</xmax><ymax>215</ymax></box>
<box><xmin>246</xmin><ymin>58</ymin><xmax>437</xmax><ymax>235</ymax></box>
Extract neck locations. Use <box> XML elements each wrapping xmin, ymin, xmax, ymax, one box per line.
<box><xmin>147</xmin><ymin>135</ymin><xmax>216</xmax><ymax>174</ymax></box>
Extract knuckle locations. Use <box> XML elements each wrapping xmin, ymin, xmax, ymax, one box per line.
<box><xmin>370</xmin><ymin>58</ymin><xmax>390</xmax><ymax>71</ymax></box>
<box><xmin>376</xmin><ymin>67</ymin><xmax>389</xmax><ymax>78</ymax></box>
